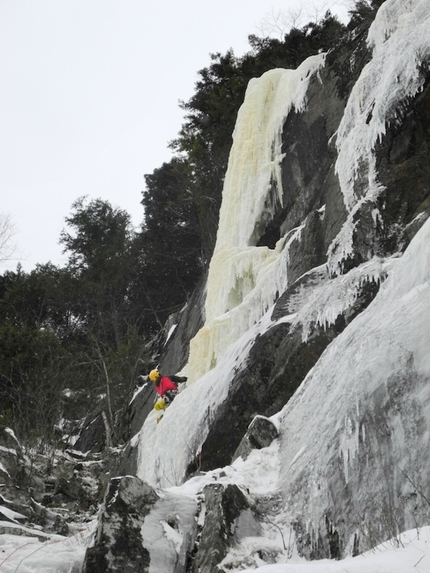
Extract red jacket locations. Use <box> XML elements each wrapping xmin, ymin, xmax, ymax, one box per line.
<box><xmin>154</xmin><ymin>376</ymin><xmax>178</xmax><ymax>397</ymax></box>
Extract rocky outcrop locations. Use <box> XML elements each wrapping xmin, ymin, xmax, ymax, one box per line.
<box><xmin>83</xmin><ymin>476</ymin><xmax>158</xmax><ymax>573</ymax></box>
<box><xmin>191</xmin><ymin>483</ymin><xmax>260</xmax><ymax>573</ymax></box>
<box><xmin>84</xmin><ymin>475</ymin><xmax>201</xmax><ymax>573</ymax></box>
<box><xmin>0</xmin><ymin>426</ymin><xmax>110</xmax><ymax>563</ymax></box>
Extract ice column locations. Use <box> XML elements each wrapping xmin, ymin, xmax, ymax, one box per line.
<box><xmin>187</xmin><ymin>55</ymin><xmax>326</xmax><ymax>382</ymax></box>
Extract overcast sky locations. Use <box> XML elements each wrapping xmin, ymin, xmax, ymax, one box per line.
<box><xmin>1</xmin><ymin>0</ymin><xmax>350</xmax><ymax>272</ymax></box>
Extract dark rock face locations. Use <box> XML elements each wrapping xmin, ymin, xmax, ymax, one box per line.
<box><xmin>160</xmin><ymin>271</ymin><xmax>207</xmax><ymax>374</ymax></box>
<box><xmin>83</xmin><ymin>476</ymin><xmax>158</xmax><ymax>573</ymax></box>
<box><xmin>120</xmin><ymin>382</ymin><xmax>155</xmax><ymax>444</ymax></box>
<box><xmin>375</xmin><ymin>79</ymin><xmax>430</xmax><ymax>253</ymax></box>
<box><xmin>191</xmin><ymin>483</ymin><xmax>260</xmax><ymax>573</ymax></box>
<box><xmin>74</xmin><ymin>413</ymin><xmax>106</xmax><ymax>453</ymax></box>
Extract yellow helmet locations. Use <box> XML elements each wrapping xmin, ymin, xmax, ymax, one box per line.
<box><xmin>149</xmin><ymin>369</ymin><xmax>160</xmax><ymax>382</ymax></box>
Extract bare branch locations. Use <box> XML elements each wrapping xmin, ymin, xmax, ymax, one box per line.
<box><xmin>0</xmin><ymin>213</ymin><xmax>17</xmax><ymax>263</ymax></box>
<box><xmin>255</xmin><ymin>0</ymin><xmax>352</xmax><ymax>40</ymax></box>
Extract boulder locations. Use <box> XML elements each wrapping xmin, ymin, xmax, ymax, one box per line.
<box><xmin>232</xmin><ymin>415</ymin><xmax>279</xmax><ymax>462</ymax></box>
<box><xmin>191</xmin><ymin>483</ymin><xmax>260</xmax><ymax>573</ymax></box>
<box><xmin>83</xmin><ymin>476</ymin><xmax>158</xmax><ymax>573</ymax></box>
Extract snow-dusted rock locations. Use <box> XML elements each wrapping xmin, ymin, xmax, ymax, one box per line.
<box><xmin>192</xmin><ymin>483</ymin><xmax>260</xmax><ymax>573</ymax></box>
<box><xmin>83</xmin><ymin>475</ymin><xmax>158</xmax><ymax>573</ymax></box>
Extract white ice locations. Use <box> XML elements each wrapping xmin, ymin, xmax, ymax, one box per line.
<box><xmin>187</xmin><ymin>56</ymin><xmax>325</xmax><ymax>382</ymax></box>
<box><xmin>329</xmin><ymin>0</ymin><xmax>430</xmax><ymax>274</ymax></box>
<box><xmin>276</xmin><ymin>214</ymin><xmax>430</xmax><ymax>532</ymax></box>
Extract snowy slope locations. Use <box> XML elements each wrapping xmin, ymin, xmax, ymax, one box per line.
<box><xmin>0</xmin><ymin>522</ymin><xmax>95</xmax><ymax>573</ymax></box>
<box><xmin>1</xmin><ymin>518</ymin><xmax>429</xmax><ymax>572</ymax></box>
<box><xmin>238</xmin><ymin>527</ymin><xmax>430</xmax><ymax>573</ymax></box>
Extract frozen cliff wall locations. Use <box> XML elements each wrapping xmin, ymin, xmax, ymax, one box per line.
<box><xmin>102</xmin><ymin>0</ymin><xmax>430</xmax><ymax>568</ymax></box>
<box><xmin>135</xmin><ymin>0</ymin><xmax>430</xmax><ymax>484</ymax></box>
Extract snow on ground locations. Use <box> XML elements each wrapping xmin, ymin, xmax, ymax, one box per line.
<box><xmin>0</xmin><ymin>516</ymin><xmax>429</xmax><ymax>572</ymax></box>
<box><xmin>238</xmin><ymin>526</ymin><xmax>430</xmax><ymax>572</ymax></box>
<box><xmin>0</xmin><ymin>521</ymin><xmax>95</xmax><ymax>573</ymax></box>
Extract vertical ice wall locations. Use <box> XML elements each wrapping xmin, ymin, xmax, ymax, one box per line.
<box><xmin>328</xmin><ymin>0</ymin><xmax>430</xmax><ymax>274</ymax></box>
<box><xmin>187</xmin><ymin>55</ymin><xmax>326</xmax><ymax>382</ymax></box>
<box><xmin>137</xmin><ymin>53</ymin><xmax>326</xmax><ymax>489</ymax></box>
<box><xmin>277</xmin><ymin>216</ymin><xmax>430</xmax><ymax>546</ymax></box>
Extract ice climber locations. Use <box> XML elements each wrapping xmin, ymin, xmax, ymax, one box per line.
<box><xmin>149</xmin><ymin>369</ymin><xmax>187</xmax><ymax>422</ymax></box>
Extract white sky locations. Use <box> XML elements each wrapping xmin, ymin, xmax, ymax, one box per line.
<box><xmin>0</xmin><ymin>0</ymin><xmax>350</xmax><ymax>272</ymax></box>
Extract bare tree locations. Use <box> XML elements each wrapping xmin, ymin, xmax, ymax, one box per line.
<box><xmin>256</xmin><ymin>0</ymin><xmax>353</xmax><ymax>39</ymax></box>
<box><xmin>257</xmin><ymin>7</ymin><xmax>304</xmax><ymax>40</ymax></box>
<box><xmin>0</xmin><ymin>213</ymin><xmax>17</xmax><ymax>264</ymax></box>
